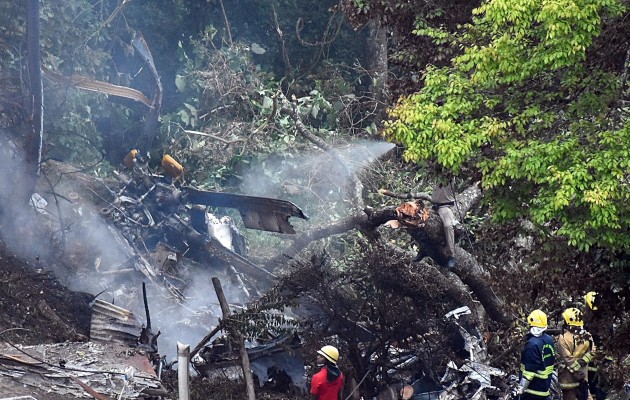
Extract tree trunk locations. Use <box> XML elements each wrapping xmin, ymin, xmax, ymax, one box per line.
<box><xmin>24</xmin><ymin>0</ymin><xmax>43</xmax><ymax>202</ymax></box>
<box><xmin>366</xmin><ymin>15</ymin><xmax>389</xmax><ymax>120</ymax></box>
<box><xmin>266</xmin><ymin>183</ymin><xmax>510</xmax><ymax>325</ymax></box>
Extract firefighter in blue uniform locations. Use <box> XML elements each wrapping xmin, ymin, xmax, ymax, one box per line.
<box><xmin>515</xmin><ymin>309</ymin><xmax>556</xmax><ymax>399</ymax></box>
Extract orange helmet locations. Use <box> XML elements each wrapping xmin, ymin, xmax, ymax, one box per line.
<box><xmin>123</xmin><ymin>149</ymin><xmax>139</xmax><ymax>168</ymax></box>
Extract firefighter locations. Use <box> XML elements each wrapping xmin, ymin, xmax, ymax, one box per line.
<box><xmin>515</xmin><ymin>309</ymin><xmax>556</xmax><ymax>399</ymax></box>
<box><xmin>584</xmin><ymin>292</ymin><xmax>609</xmax><ymax>400</ymax></box>
<box><xmin>430</xmin><ymin>181</ymin><xmax>457</xmax><ymax>268</ymax></box>
<box><xmin>556</xmin><ymin>307</ymin><xmax>594</xmax><ymax>400</ymax></box>
<box><xmin>310</xmin><ymin>345</ymin><xmax>344</xmax><ymax>400</ymax></box>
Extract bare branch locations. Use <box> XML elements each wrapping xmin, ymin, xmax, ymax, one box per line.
<box><xmin>184</xmin><ymin>129</ymin><xmax>244</xmax><ymax>145</ymax></box>
<box><xmin>272</xmin><ymin>5</ymin><xmax>293</xmax><ymax>78</ymax></box>
<box><xmin>219</xmin><ymin>0</ymin><xmax>233</xmax><ymax>47</ymax></box>
<box><xmin>281</xmin><ymin>103</ymin><xmax>365</xmax><ymax>210</ymax></box>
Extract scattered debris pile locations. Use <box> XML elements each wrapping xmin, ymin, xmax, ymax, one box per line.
<box><xmin>193</xmin><ymin>333</ymin><xmax>305</xmax><ymax>392</ymax></box>
<box><xmin>0</xmin><ymin>341</ymin><xmax>166</xmax><ymax>399</ymax></box>
<box><xmin>376</xmin><ymin>306</ymin><xmax>510</xmax><ymax>400</ymax></box>
<box><xmin>0</xmin><ymin>274</ymin><xmax>165</xmax><ymax>399</ymax></box>
<box><xmin>0</xmin><ymin>143</ymin><xmax>313</xmax><ymax>398</ymax></box>
<box><xmin>37</xmin><ymin>154</ymin><xmax>309</xmax><ymax>303</ymax></box>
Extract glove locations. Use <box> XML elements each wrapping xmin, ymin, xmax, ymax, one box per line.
<box><xmin>512</xmin><ymin>385</ymin><xmax>525</xmax><ymax>397</ymax></box>
<box><xmin>512</xmin><ymin>378</ymin><xmax>530</xmax><ymax>397</ymax></box>
<box><xmin>569</xmin><ymin>358</ymin><xmax>586</xmax><ymax>373</ymax></box>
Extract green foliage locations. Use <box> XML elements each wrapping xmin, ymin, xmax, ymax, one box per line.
<box><xmin>342</xmin><ymin>0</ymin><xmax>480</xmax><ymax>85</ymax></box>
<box><xmin>161</xmin><ymin>31</ymin><xmax>371</xmax><ymax>217</ymax></box>
<box><xmin>386</xmin><ymin>0</ymin><xmax>630</xmax><ymax>251</ymax></box>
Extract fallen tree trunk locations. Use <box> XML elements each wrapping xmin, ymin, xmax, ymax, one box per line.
<box><xmin>376</xmin><ymin>241</ymin><xmax>487</xmax><ymax>325</ymax></box>
<box><xmin>266</xmin><ymin>182</ymin><xmax>510</xmax><ymax>325</ymax></box>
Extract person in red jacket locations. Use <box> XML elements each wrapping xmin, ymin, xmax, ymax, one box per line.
<box><xmin>311</xmin><ymin>345</ymin><xmax>344</xmax><ymax>400</ymax></box>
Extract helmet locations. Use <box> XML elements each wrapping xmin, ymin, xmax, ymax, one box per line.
<box><xmin>585</xmin><ymin>292</ymin><xmax>598</xmax><ymax>310</ymax></box>
<box><xmin>317</xmin><ymin>345</ymin><xmax>339</xmax><ymax>365</ymax></box>
<box><xmin>562</xmin><ymin>307</ymin><xmax>584</xmax><ymax>327</ymax></box>
<box><xmin>527</xmin><ymin>309</ymin><xmax>548</xmax><ymax>328</ymax></box>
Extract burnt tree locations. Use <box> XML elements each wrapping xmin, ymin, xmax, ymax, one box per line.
<box><xmin>24</xmin><ymin>0</ymin><xmax>43</xmax><ymax>202</ymax></box>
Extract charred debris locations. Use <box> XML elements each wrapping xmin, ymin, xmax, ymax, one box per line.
<box><xmin>93</xmin><ymin>151</ymin><xmax>309</xmax><ymax>300</ymax></box>
<box><xmin>0</xmin><ymin>141</ymin><xmax>313</xmax><ymax>398</ymax></box>
<box><xmin>0</xmin><ymin>146</ymin><xmax>517</xmax><ymax>399</ymax></box>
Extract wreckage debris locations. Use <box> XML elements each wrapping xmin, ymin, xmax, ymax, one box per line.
<box><xmin>0</xmin><ymin>292</ymin><xmax>171</xmax><ymax>399</ymax></box>
<box><xmin>0</xmin><ymin>341</ymin><xmax>167</xmax><ymax>398</ymax></box>
<box><xmin>102</xmin><ymin>155</ymin><xmax>308</xmax><ymax>296</ymax></box>
<box><xmin>90</xmin><ymin>299</ymin><xmax>145</xmax><ymax>346</ymax></box>
<box><xmin>193</xmin><ymin>332</ymin><xmax>305</xmax><ymax>393</ymax></box>
<box><xmin>375</xmin><ymin>306</ymin><xmax>509</xmax><ymax>400</ymax></box>
<box><xmin>161</xmin><ymin>154</ymin><xmax>184</xmax><ymax>180</ymax></box>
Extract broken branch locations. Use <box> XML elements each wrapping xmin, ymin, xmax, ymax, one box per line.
<box><xmin>191</xmin><ymin>323</ymin><xmax>224</xmax><ymax>359</ymax></box>
<box><xmin>184</xmin><ymin>129</ymin><xmax>245</xmax><ymax>144</ymax></box>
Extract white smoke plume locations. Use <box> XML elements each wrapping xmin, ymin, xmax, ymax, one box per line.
<box><xmin>0</xmin><ymin>133</ymin><xmax>251</xmax><ymax>362</ymax></box>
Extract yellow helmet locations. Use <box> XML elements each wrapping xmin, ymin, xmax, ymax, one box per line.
<box><xmin>562</xmin><ymin>307</ymin><xmax>584</xmax><ymax>327</ymax></box>
<box><xmin>527</xmin><ymin>309</ymin><xmax>548</xmax><ymax>328</ymax></box>
<box><xmin>585</xmin><ymin>292</ymin><xmax>598</xmax><ymax>310</ymax></box>
<box><xmin>317</xmin><ymin>345</ymin><xmax>339</xmax><ymax>365</ymax></box>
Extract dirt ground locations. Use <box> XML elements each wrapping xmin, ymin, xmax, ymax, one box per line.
<box><xmin>0</xmin><ymin>240</ymin><xmax>92</xmax><ymax>346</ymax></box>
<box><xmin>0</xmin><ymin>239</ymin><xmax>307</xmax><ymax>399</ymax></box>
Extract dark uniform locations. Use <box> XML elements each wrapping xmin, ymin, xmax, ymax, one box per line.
<box><xmin>520</xmin><ymin>332</ymin><xmax>556</xmax><ymax>399</ymax></box>
<box><xmin>431</xmin><ymin>183</ymin><xmax>457</xmax><ymax>267</ymax></box>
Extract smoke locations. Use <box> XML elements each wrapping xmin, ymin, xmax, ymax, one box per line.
<box><xmin>0</xmin><ymin>131</ymin><xmax>395</xmax><ymax>363</ymax></box>
<box><xmin>240</xmin><ymin>139</ymin><xmax>395</xmax><ymax>220</ymax></box>
<box><xmin>0</xmin><ymin>135</ymin><xmax>49</xmax><ymax>259</ymax></box>
<box><xmin>0</xmin><ymin>133</ymin><xmax>253</xmax><ymax>362</ymax></box>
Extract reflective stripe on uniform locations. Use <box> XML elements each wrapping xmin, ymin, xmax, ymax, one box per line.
<box><xmin>525</xmin><ymin>388</ymin><xmax>551</xmax><ymax>396</ymax></box>
<box><xmin>521</xmin><ymin>364</ymin><xmax>554</xmax><ymax>380</ymax></box>
<box><xmin>559</xmin><ymin>381</ymin><xmax>580</xmax><ymax>389</ymax></box>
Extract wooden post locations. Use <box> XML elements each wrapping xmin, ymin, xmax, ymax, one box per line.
<box><xmin>212</xmin><ymin>277</ymin><xmax>256</xmax><ymax>400</ymax></box>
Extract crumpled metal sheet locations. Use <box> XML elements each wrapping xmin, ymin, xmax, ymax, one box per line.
<box><xmin>90</xmin><ymin>299</ymin><xmax>143</xmax><ymax>346</ymax></box>
<box><xmin>435</xmin><ymin>306</ymin><xmax>506</xmax><ymax>400</ymax></box>
<box><xmin>0</xmin><ymin>342</ymin><xmax>163</xmax><ymax>399</ymax></box>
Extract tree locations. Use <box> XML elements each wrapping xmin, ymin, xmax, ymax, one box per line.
<box><xmin>24</xmin><ymin>0</ymin><xmax>43</xmax><ymax>202</ymax></box>
<box><xmin>341</xmin><ymin>0</ymin><xmax>481</xmax><ymax>97</ymax></box>
<box><xmin>385</xmin><ymin>0</ymin><xmax>630</xmax><ymax>252</ymax></box>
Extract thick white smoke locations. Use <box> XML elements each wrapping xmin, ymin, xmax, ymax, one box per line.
<box><xmin>0</xmin><ymin>133</ymin><xmax>251</xmax><ymax>362</ymax></box>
